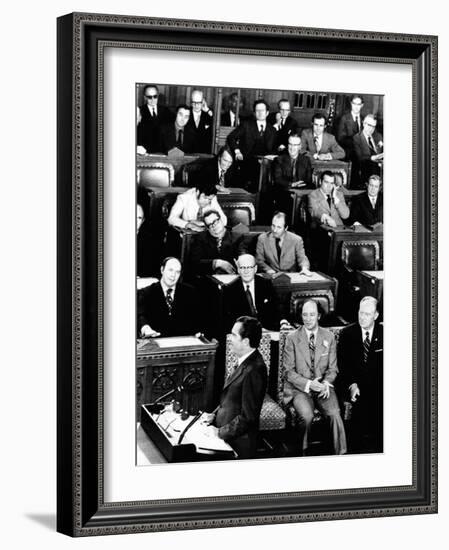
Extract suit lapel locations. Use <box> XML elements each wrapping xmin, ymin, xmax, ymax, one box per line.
<box><xmin>268</xmin><ymin>234</ymin><xmax>280</xmax><ymax>269</ymax></box>
<box><xmin>223</xmin><ymin>350</ymin><xmax>255</xmax><ymax>390</ymax></box>
<box><xmin>298</xmin><ymin>328</ymin><xmax>311</xmax><ymax>367</ymax></box>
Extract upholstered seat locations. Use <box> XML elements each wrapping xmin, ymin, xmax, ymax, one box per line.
<box><xmin>225</xmin><ymin>332</ymin><xmax>286</xmax><ymax>432</ymax></box>
<box><xmin>137</xmin><ymin>162</ymin><xmax>175</xmax><ymax>188</ymax></box>
<box><xmin>341</xmin><ymin>240</ymin><xmax>380</xmax><ymax>271</ymax></box>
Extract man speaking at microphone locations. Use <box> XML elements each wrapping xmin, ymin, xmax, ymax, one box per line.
<box><xmin>205</xmin><ymin>316</ymin><xmax>267</xmax><ymax>459</ymax></box>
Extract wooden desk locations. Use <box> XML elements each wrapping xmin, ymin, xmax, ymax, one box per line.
<box><xmin>136</xmin><ymin>335</ymin><xmax>217</xmax><ymax>421</ymax></box>
<box><xmin>322</xmin><ymin>225</ymin><xmax>383</xmax><ymax>274</ymax></box>
<box><xmin>137</xmin><ymin>152</ymin><xmax>213</xmax><ymax>178</ymax></box>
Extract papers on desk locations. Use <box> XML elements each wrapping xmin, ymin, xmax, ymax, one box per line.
<box><xmin>182</xmin><ymin>414</ymin><xmax>234</xmax><ymax>454</ymax></box>
<box><xmin>287</xmin><ymin>272</ymin><xmax>327</xmax><ymax>283</ymax></box>
<box><xmin>154</xmin><ymin>336</ymin><xmax>205</xmax><ymax>348</ymax></box>
<box><xmin>213</xmin><ymin>274</ymin><xmax>239</xmax><ymax>285</ymax></box>
<box><xmin>152</xmin><ymin>411</ymin><xmax>234</xmax><ymax>454</ymax></box>
<box><xmin>362</xmin><ymin>270</ymin><xmax>384</xmax><ymax>279</ymax></box>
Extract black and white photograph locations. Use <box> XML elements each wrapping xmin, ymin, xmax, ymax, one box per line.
<box><xmin>135</xmin><ymin>84</ymin><xmax>385</xmax><ymax>464</ymax></box>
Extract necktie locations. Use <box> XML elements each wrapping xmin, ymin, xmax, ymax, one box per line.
<box><xmin>309</xmin><ymin>333</ymin><xmax>315</xmax><ymax>369</ymax></box>
<box><xmin>177</xmin><ymin>129</ymin><xmax>184</xmax><ymax>147</ymax></box>
<box><xmin>369</xmin><ymin>137</ymin><xmax>377</xmax><ymax>154</ymax></box>
<box><xmin>327</xmin><ymin>195</ymin><xmax>332</xmax><ymax>210</ymax></box>
<box><xmin>363</xmin><ymin>331</ymin><xmax>371</xmax><ymax>363</ymax></box>
<box><xmin>219</xmin><ymin>169</ymin><xmax>225</xmax><ymax>187</ymax></box>
<box><xmin>314</xmin><ymin>136</ymin><xmax>320</xmax><ymax>153</ymax></box>
<box><xmin>196</xmin><ymin>207</ymin><xmax>203</xmax><ymax>221</ymax></box>
<box><xmin>216</xmin><ymin>237</ymin><xmax>222</xmax><ymax>251</ymax></box>
<box><xmin>280</xmin><ymin>119</ymin><xmax>284</xmax><ymax>129</ymax></box>
<box><xmin>275</xmin><ymin>238</ymin><xmax>282</xmax><ymax>262</ymax></box>
<box><xmin>291</xmin><ymin>158</ymin><xmax>296</xmax><ymax>179</ymax></box>
<box><xmin>166</xmin><ymin>288</ymin><xmax>174</xmax><ymax>315</ymax></box>
<box><xmin>259</xmin><ymin>124</ymin><xmax>264</xmax><ymax>136</ymax></box>
<box><xmin>245</xmin><ymin>284</ymin><xmax>257</xmax><ymax>316</ymax></box>
<box><xmin>356</xmin><ymin>116</ymin><xmax>360</xmax><ymax>133</ymax></box>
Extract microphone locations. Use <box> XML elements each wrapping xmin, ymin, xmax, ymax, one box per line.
<box><xmin>153</xmin><ymin>384</ymin><xmax>184</xmax><ymax>405</ymax></box>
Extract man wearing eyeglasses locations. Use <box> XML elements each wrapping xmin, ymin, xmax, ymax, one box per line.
<box><xmin>268</xmin><ymin>99</ymin><xmax>298</xmax><ymax>152</ymax></box>
<box><xmin>353</xmin><ymin>114</ymin><xmax>384</xmax><ymax>183</ymax></box>
<box><xmin>186</xmin><ymin>89</ymin><xmax>214</xmax><ymax>153</ymax></box>
<box><xmin>189</xmin><ymin>210</ymin><xmax>244</xmax><ymax>275</ymax></box>
<box><xmin>224</xmin><ymin>253</ymin><xmax>279</xmax><ymax>331</ymax></box>
<box><xmin>137</xmin><ymin>84</ymin><xmax>174</xmax><ymax>154</ymax></box>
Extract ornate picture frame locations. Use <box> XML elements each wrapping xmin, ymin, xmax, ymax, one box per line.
<box><xmin>57</xmin><ymin>12</ymin><xmax>437</xmax><ymax>536</ymax></box>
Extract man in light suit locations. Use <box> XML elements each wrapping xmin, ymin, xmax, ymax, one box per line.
<box><xmin>227</xmin><ymin>99</ymin><xmax>277</xmax><ymax>191</ymax></box>
<box><xmin>308</xmin><ymin>170</ymin><xmax>350</xmax><ymax>227</ymax></box>
<box><xmin>353</xmin><ymin>113</ymin><xmax>384</xmax><ymax>183</ymax></box>
<box><xmin>256</xmin><ymin>212</ymin><xmax>311</xmax><ymax>274</ymax></box>
<box><xmin>301</xmin><ymin>113</ymin><xmax>345</xmax><ymax>161</ymax></box>
<box><xmin>225</xmin><ymin>254</ymin><xmax>279</xmax><ymax>331</ymax></box>
<box><xmin>283</xmin><ymin>299</ymin><xmax>347</xmax><ymax>455</ymax></box>
<box><xmin>206</xmin><ymin>316</ymin><xmax>267</xmax><ymax>459</ymax></box>
<box><xmin>337</xmin><ymin>297</ymin><xmax>383</xmax><ymax>453</ymax></box>
<box><xmin>336</xmin><ymin>94</ymin><xmax>364</xmax><ymax>187</ymax></box>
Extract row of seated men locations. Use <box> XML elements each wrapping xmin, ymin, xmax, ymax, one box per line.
<box><xmin>137</xmin><ymin>171</ymin><xmax>383</xmax><ymax>279</ymax></box>
<box><xmin>137</xmin><ymin>253</ymin><xmax>382</xmax><ymax>459</ymax></box>
<box><xmin>137</xmin><ymin>85</ymin><xmax>383</xmax><ymax>189</ymax></box>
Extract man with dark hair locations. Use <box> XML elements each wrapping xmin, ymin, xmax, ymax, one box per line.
<box><xmin>225</xmin><ymin>253</ymin><xmax>279</xmax><ymax>331</ymax></box>
<box><xmin>192</xmin><ymin>146</ymin><xmax>236</xmax><ymax>191</ymax></box>
<box><xmin>301</xmin><ymin>113</ymin><xmax>345</xmax><ymax>160</ymax></box>
<box><xmin>337</xmin><ymin>94</ymin><xmax>364</xmax><ymax>155</ymax></box>
<box><xmin>189</xmin><ymin>210</ymin><xmax>243</xmax><ymax>275</ymax></box>
<box><xmin>353</xmin><ymin>114</ymin><xmax>384</xmax><ymax>183</ymax></box>
<box><xmin>272</xmin><ymin>133</ymin><xmax>313</xmax><ymax>216</ymax></box>
<box><xmin>206</xmin><ymin>316</ymin><xmax>267</xmax><ymax>459</ymax></box>
<box><xmin>137</xmin><ymin>257</ymin><xmax>201</xmax><ymax>337</ymax></box>
<box><xmin>227</xmin><ymin>99</ymin><xmax>277</xmax><ymax>191</ymax></box>
<box><xmin>268</xmin><ymin>98</ymin><xmax>299</xmax><ymax>152</ymax></box>
<box><xmin>308</xmin><ymin>170</ymin><xmax>350</xmax><ymax>227</ymax></box>
<box><xmin>159</xmin><ymin>104</ymin><xmax>196</xmax><ymax>154</ymax></box>
<box><xmin>221</xmin><ymin>92</ymin><xmax>251</xmax><ymax>127</ymax></box>
<box><xmin>256</xmin><ymin>212</ymin><xmax>311</xmax><ymax>274</ymax></box>
<box><xmin>186</xmin><ymin>89</ymin><xmax>214</xmax><ymax>153</ymax></box>
<box><xmin>337</xmin><ymin>296</ymin><xmax>383</xmax><ymax>453</ymax></box>
<box><xmin>283</xmin><ymin>299</ymin><xmax>347</xmax><ymax>455</ymax></box>
<box><xmin>137</xmin><ymin>84</ymin><xmax>174</xmax><ymax>154</ymax></box>
<box><xmin>167</xmin><ymin>180</ymin><xmax>227</xmax><ymax>231</ymax></box>
<box><xmin>349</xmin><ymin>174</ymin><xmax>383</xmax><ymax>226</ymax></box>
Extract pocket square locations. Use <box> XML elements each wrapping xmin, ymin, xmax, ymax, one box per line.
<box><xmin>264</xmin><ymin>298</ymin><xmax>269</xmax><ymax>303</ymax></box>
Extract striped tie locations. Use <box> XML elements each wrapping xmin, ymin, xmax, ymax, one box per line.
<box><xmin>309</xmin><ymin>333</ymin><xmax>315</xmax><ymax>369</ymax></box>
<box><xmin>363</xmin><ymin>331</ymin><xmax>371</xmax><ymax>363</ymax></box>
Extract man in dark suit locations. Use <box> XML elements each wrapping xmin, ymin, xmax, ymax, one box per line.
<box><xmin>353</xmin><ymin>114</ymin><xmax>384</xmax><ymax>183</ymax></box>
<box><xmin>186</xmin><ymin>89</ymin><xmax>214</xmax><ymax>153</ymax></box>
<box><xmin>336</xmin><ymin>94</ymin><xmax>364</xmax><ymax>187</ymax></box>
<box><xmin>192</xmin><ymin>147</ymin><xmax>237</xmax><ymax>191</ymax></box>
<box><xmin>301</xmin><ymin>113</ymin><xmax>345</xmax><ymax>160</ymax></box>
<box><xmin>272</xmin><ymin>133</ymin><xmax>313</xmax><ymax>218</ymax></box>
<box><xmin>227</xmin><ymin>99</ymin><xmax>277</xmax><ymax>191</ymax></box>
<box><xmin>349</xmin><ymin>175</ymin><xmax>383</xmax><ymax>226</ymax></box>
<box><xmin>256</xmin><ymin>212</ymin><xmax>311</xmax><ymax>274</ymax></box>
<box><xmin>225</xmin><ymin>253</ymin><xmax>279</xmax><ymax>331</ymax></box>
<box><xmin>159</xmin><ymin>104</ymin><xmax>196</xmax><ymax>154</ymax></box>
<box><xmin>206</xmin><ymin>316</ymin><xmax>267</xmax><ymax>459</ymax></box>
<box><xmin>189</xmin><ymin>210</ymin><xmax>244</xmax><ymax>275</ymax></box>
<box><xmin>283</xmin><ymin>299</ymin><xmax>347</xmax><ymax>455</ymax></box>
<box><xmin>337</xmin><ymin>296</ymin><xmax>383</xmax><ymax>453</ymax></box>
<box><xmin>136</xmin><ymin>84</ymin><xmax>174</xmax><ymax>154</ymax></box>
<box><xmin>137</xmin><ymin>257</ymin><xmax>201</xmax><ymax>337</ymax></box>
<box><xmin>267</xmin><ymin>99</ymin><xmax>299</xmax><ymax>152</ymax></box>
<box><xmin>220</xmin><ymin>92</ymin><xmax>251</xmax><ymax>127</ymax></box>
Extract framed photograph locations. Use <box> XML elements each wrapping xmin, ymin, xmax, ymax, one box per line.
<box><xmin>57</xmin><ymin>12</ymin><xmax>437</xmax><ymax>536</ymax></box>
